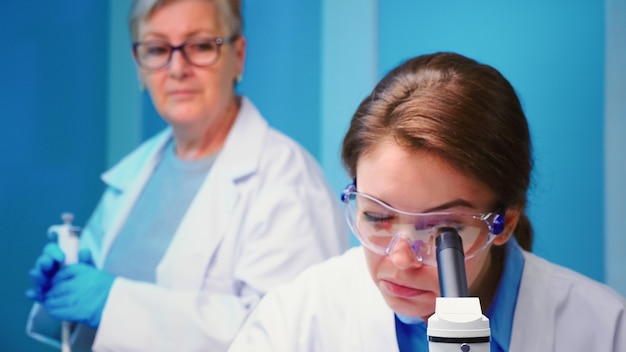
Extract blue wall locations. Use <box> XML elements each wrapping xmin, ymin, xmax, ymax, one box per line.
<box><xmin>1</xmin><ymin>0</ymin><xmax>623</xmax><ymax>350</ymax></box>
<box><xmin>1</xmin><ymin>2</ymin><xmax>108</xmax><ymax>350</ymax></box>
<box><xmin>240</xmin><ymin>1</ymin><xmax>322</xmax><ymax>158</ymax></box>
<box><xmin>377</xmin><ymin>0</ymin><xmax>606</xmax><ymax>286</ymax></box>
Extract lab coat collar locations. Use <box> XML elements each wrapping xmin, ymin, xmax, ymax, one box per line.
<box><xmin>101</xmin><ymin>129</ymin><xmax>171</xmax><ymax>192</ymax></box>
<box><xmin>98</xmin><ymin>97</ymin><xmax>269</xmax><ymax>290</ymax></box>
<box><xmin>101</xmin><ymin>97</ymin><xmax>265</xmax><ymax>191</ymax></box>
<box><xmin>216</xmin><ymin>96</ymin><xmax>267</xmax><ymax>180</ymax></box>
<box><xmin>156</xmin><ymin>97</ymin><xmax>268</xmax><ymax>289</ymax></box>
<box><xmin>351</xmin><ymin>246</ymin><xmax>401</xmax><ymax>351</ymax></box>
<box><xmin>509</xmin><ymin>251</ymin><xmax>570</xmax><ymax>350</ymax></box>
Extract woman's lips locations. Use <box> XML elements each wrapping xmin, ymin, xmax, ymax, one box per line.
<box><xmin>382</xmin><ymin>280</ymin><xmax>429</xmax><ymax>298</ymax></box>
<box><xmin>168</xmin><ymin>89</ymin><xmax>197</xmax><ymax>98</ymax></box>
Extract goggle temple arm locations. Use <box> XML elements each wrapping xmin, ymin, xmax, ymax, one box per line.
<box><xmin>340</xmin><ymin>179</ymin><xmax>357</xmax><ymax>202</ymax></box>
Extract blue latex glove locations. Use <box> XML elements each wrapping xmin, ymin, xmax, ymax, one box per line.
<box><xmin>40</xmin><ymin>249</ymin><xmax>115</xmax><ymax>329</ymax></box>
<box><xmin>26</xmin><ymin>242</ymin><xmax>66</xmax><ymax>302</ymax></box>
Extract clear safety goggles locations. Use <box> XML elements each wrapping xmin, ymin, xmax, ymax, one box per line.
<box><xmin>341</xmin><ymin>183</ymin><xmax>505</xmax><ymax>266</ymax></box>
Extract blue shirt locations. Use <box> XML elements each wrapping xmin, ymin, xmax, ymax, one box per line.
<box><xmin>396</xmin><ymin>238</ymin><xmax>525</xmax><ymax>351</ymax></box>
<box><xmin>104</xmin><ymin>140</ymin><xmax>217</xmax><ymax>282</ymax></box>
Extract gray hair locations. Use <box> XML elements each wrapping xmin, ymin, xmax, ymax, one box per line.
<box><xmin>128</xmin><ymin>0</ymin><xmax>243</xmax><ymax>41</ymax></box>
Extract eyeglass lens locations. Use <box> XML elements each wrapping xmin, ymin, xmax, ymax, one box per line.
<box><xmin>134</xmin><ymin>38</ymin><xmax>223</xmax><ymax>69</ymax></box>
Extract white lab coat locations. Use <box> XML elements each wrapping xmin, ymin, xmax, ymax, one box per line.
<box><xmin>229</xmin><ymin>246</ymin><xmax>626</xmax><ymax>352</ymax></box>
<box><xmin>27</xmin><ymin>97</ymin><xmax>349</xmax><ymax>351</ymax></box>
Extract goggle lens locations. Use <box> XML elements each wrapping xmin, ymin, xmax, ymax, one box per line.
<box><xmin>342</xmin><ymin>188</ymin><xmax>504</xmax><ymax>266</ymax></box>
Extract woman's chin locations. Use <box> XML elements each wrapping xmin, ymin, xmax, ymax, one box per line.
<box><xmin>162</xmin><ymin>111</ymin><xmax>204</xmax><ymax>128</ymax></box>
<box><xmin>384</xmin><ymin>293</ymin><xmax>436</xmax><ymax>321</ymax></box>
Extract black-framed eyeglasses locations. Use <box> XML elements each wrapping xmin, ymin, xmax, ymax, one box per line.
<box><xmin>132</xmin><ymin>35</ymin><xmax>239</xmax><ymax>71</ymax></box>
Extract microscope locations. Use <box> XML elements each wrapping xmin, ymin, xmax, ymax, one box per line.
<box><xmin>427</xmin><ymin>228</ymin><xmax>491</xmax><ymax>352</ymax></box>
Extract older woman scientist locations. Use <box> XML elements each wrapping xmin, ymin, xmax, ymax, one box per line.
<box><xmin>25</xmin><ymin>0</ymin><xmax>348</xmax><ymax>351</ymax></box>
<box><xmin>228</xmin><ymin>52</ymin><xmax>626</xmax><ymax>351</ymax></box>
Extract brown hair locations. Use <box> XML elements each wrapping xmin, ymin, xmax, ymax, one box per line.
<box><xmin>341</xmin><ymin>52</ymin><xmax>534</xmax><ymax>251</ymax></box>
<box><xmin>128</xmin><ymin>0</ymin><xmax>243</xmax><ymax>41</ymax></box>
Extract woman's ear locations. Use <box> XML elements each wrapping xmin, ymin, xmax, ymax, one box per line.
<box><xmin>492</xmin><ymin>207</ymin><xmax>521</xmax><ymax>246</ymax></box>
<box><xmin>234</xmin><ymin>35</ymin><xmax>247</xmax><ymax>82</ymax></box>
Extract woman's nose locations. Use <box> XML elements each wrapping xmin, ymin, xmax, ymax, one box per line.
<box><xmin>388</xmin><ymin>236</ymin><xmax>424</xmax><ymax>270</ymax></box>
<box><xmin>168</xmin><ymin>50</ymin><xmax>190</xmax><ymax>78</ymax></box>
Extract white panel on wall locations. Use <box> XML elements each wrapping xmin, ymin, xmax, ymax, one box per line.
<box><xmin>321</xmin><ymin>0</ymin><xmax>378</xmax><ymax>247</ymax></box>
<box><xmin>107</xmin><ymin>0</ymin><xmax>141</xmax><ymax>167</ymax></box>
<box><xmin>605</xmin><ymin>0</ymin><xmax>626</xmax><ymax>296</ymax></box>
<box><xmin>320</xmin><ymin>0</ymin><xmax>378</xmax><ymax>196</ymax></box>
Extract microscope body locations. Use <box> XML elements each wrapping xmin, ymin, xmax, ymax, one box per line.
<box><xmin>427</xmin><ymin>229</ymin><xmax>491</xmax><ymax>352</ymax></box>
<box><xmin>427</xmin><ymin>297</ymin><xmax>490</xmax><ymax>352</ymax></box>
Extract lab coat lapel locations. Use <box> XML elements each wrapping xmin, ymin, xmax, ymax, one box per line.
<box><xmin>509</xmin><ymin>252</ymin><xmax>564</xmax><ymax>351</ymax></box>
<box><xmin>156</xmin><ymin>97</ymin><xmax>266</xmax><ymax>290</ymax></box>
<box><xmin>156</xmin><ymin>168</ymin><xmax>237</xmax><ymax>290</ymax></box>
<box><xmin>97</xmin><ymin>129</ymin><xmax>172</xmax><ymax>267</ymax></box>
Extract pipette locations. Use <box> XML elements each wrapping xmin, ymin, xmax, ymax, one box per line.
<box><xmin>47</xmin><ymin>212</ymin><xmax>81</xmax><ymax>352</ymax></box>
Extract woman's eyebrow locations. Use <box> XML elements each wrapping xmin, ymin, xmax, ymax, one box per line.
<box><xmin>421</xmin><ymin>199</ymin><xmax>476</xmax><ymax>213</ymax></box>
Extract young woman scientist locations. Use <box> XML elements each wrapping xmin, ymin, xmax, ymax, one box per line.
<box><xmin>25</xmin><ymin>0</ymin><xmax>347</xmax><ymax>351</ymax></box>
<box><xmin>228</xmin><ymin>52</ymin><xmax>626</xmax><ymax>351</ymax></box>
